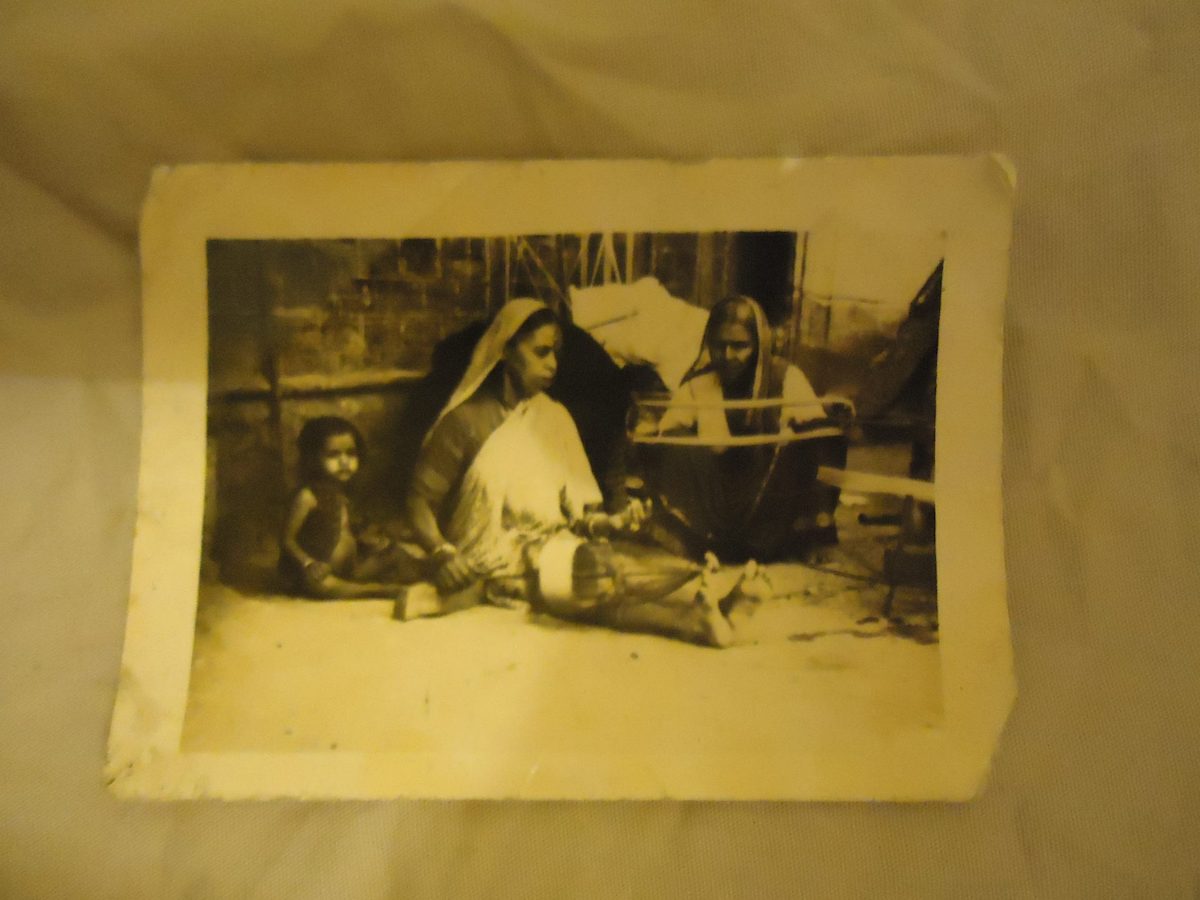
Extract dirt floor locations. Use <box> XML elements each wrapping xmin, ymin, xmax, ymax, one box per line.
<box><xmin>181</xmin><ymin>474</ymin><xmax>940</xmax><ymax>756</ymax></box>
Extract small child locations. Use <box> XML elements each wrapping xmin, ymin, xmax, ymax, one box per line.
<box><xmin>279</xmin><ymin>416</ymin><xmax>406</xmax><ymax>599</ymax></box>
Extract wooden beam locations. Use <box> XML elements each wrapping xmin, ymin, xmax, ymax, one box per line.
<box><xmin>816</xmin><ymin>466</ymin><xmax>936</xmax><ymax>504</ymax></box>
<box><xmin>211</xmin><ymin>367</ymin><xmax>427</xmax><ymax>402</ymax></box>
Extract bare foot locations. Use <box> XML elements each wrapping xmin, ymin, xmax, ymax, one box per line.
<box><xmin>719</xmin><ymin>560</ymin><xmax>774</xmax><ymax>626</ymax></box>
<box><xmin>694</xmin><ymin>572</ymin><xmax>735</xmax><ymax>648</ymax></box>
<box><xmin>394</xmin><ymin>582</ymin><xmax>443</xmax><ymax>621</ymax></box>
<box><xmin>485</xmin><ymin>576</ymin><xmax>532</xmax><ymax>611</ymax></box>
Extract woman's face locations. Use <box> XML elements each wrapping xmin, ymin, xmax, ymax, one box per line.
<box><xmin>708</xmin><ymin>320</ymin><xmax>756</xmax><ymax>388</ymax></box>
<box><xmin>504</xmin><ymin>323</ymin><xmax>562</xmax><ymax>398</ymax></box>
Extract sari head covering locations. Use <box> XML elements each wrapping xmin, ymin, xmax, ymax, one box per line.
<box><xmin>418</xmin><ymin>298</ymin><xmax>600</xmax><ymax>579</ymax></box>
<box><xmin>427</xmin><ymin>297</ymin><xmax>554</xmax><ymax>440</ymax></box>
<box><xmin>682</xmin><ymin>294</ymin><xmax>778</xmax><ymax>434</ymax></box>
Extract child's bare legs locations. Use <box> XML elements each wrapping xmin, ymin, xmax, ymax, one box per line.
<box><xmin>302</xmin><ymin>540</ymin><xmax>433</xmax><ymax>600</ymax></box>
<box><xmin>298</xmin><ymin>554</ymin><xmax>402</xmax><ymax>599</ymax></box>
<box><xmin>303</xmin><ymin>568</ymin><xmax>401</xmax><ymax>599</ymax></box>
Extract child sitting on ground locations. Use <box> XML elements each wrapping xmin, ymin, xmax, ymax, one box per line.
<box><xmin>279</xmin><ymin>416</ymin><xmax>410</xmax><ymax>599</ymax></box>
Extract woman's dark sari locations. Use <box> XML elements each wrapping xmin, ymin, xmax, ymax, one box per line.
<box><xmin>634</xmin><ymin>299</ymin><xmax>847</xmax><ymax>563</ymax></box>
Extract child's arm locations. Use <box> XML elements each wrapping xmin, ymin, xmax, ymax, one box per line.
<box><xmin>281</xmin><ymin>488</ymin><xmax>330</xmax><ymax>582</ymax></box>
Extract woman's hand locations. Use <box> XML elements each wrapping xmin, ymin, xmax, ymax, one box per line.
<box><xmin>358</xmin><ymin>525</ymin><xmax>393</xmax><ymax>554</ymax></box>
<box><xmin>432</xmin><ymin>544</ymin><xmax>475</xmax><ymax>593</ymax></box>
<box><xmin>302</xmin><ymin>559</ymin><xmax>332</xmax><ymax>587</ymax></box>
<box><xmin>585</xmin><ymin>496</ymin><xmax>652</xmax><ymax>540</ymax></box>
<box><xmin>600</xmin><ymin>498</ymin><xmax>651</xmax><ymax>536</ymax></box>
<box><xmin>620</xmin><ymin>497</ymin><xmax>650</xmax><ymax>533</ymax></box>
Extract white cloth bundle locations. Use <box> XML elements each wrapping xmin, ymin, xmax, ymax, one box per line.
<box><xmin>569</xmin><ymin>277</ymin><xmax>709</xmax><ymax>389</ymax></box>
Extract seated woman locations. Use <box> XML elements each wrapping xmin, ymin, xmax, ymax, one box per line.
<box><xmin>640</xmin><ymin>294</ymin><xmax>848</xmax><ymax>562</ymax></box>
<box><xmin>401</xmin><ymin>298</ymin><xmax>759</xmax><ymax>648</ymax></box>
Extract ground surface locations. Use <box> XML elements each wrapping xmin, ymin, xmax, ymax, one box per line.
<box><xmin>182</xmin><ymin>494</ymin><xmax>940</xmax><ymax>755</ymax></box>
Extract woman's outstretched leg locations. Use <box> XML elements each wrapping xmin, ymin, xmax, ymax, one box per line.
<box><xmin>598</xmin><ymin>585</ymin><xmax>734</xmax><ymax>648</ymax></box>
<box><xmin>594</xmin><ymin>559</ymin><xmax>773</xmax><ymax>647</ymax></box>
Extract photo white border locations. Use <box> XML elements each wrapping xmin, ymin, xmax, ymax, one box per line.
<box><xmin>108</xmin><ymin>158</ymin><xmax>1014</xmax><ymax>800</ymax></box>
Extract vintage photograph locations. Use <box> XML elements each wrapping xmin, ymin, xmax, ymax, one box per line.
<box><xmin>185</xmin><ymin>227</ymin><xmax>944</xmax><ymax>752</ymax></box>
<box><xmin>110</xmin><ymin>159</ymin><xmax>1011</xmax><ymax>799</ymax></box>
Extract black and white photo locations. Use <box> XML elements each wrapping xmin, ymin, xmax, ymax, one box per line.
<box><xmin>109</xmin><ymin>159</ymin><xmax>1012</xmax><ymax>799</ymax></box>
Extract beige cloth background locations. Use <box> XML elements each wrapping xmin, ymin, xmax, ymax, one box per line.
<box><xmin>1</xmin><ymin>1</ymin><xmax>1197</xmax><ymax>895</ymax></box>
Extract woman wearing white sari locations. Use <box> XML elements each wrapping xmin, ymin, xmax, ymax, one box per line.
<box><xmin>402</xmin><ymin>298</ymin><xmax>752</xmax><ymax>647</ymax></box>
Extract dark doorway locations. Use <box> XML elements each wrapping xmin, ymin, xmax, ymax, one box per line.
<box><xmin>731</xmin><ymin>232</ymin><xmax>797</xmax><ymax>325</ymax></box>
